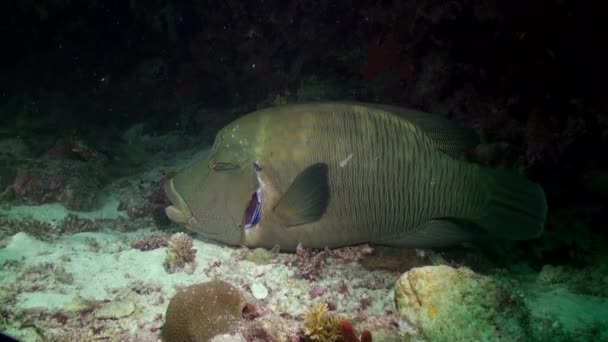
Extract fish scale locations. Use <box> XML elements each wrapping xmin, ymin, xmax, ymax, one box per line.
<box><xmin>302</xmin><ymin>107</ymin><xmax>463</xmax><ymax>244</ymax></box>
<box><xmin>309</xmin><ymin>107</ymin><xmax>467</xmax><ymax>244</ymax></box>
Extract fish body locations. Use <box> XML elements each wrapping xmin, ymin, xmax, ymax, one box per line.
<box><xmin>164</xmin><ymin>102</ymin><xmax>547</xmax><ymax>251</ymax></box>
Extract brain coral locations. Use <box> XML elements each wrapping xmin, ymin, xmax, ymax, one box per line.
<box><xmin>161</xmin><ymin>279</ymin><xmax>247</xmax><ymax>342</ymax></box>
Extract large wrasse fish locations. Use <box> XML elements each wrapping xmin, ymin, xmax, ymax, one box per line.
<box><xmin>164</xmin><ymin>102</ymin><xmax>547</xmax><ymax>251</ymax></box>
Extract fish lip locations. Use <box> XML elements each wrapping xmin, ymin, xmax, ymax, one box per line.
<box><xmin>243</xmin><ymin>171</ymin><xmax>264</xmax><ymax>230</ymax></box>
<box><xmin>243</xmin><ymin>187</ymin><xmax>262</xmax><ymax>230</ymax></box>
<box><xmin>164</xmin><ymin>177</ymin><xmax>234</xmax><ymax>237</ymax></box>
<box><xmin>163</xmin><ymin>178</ymin><xmax>194</xmax><ymax>225</ymax></box>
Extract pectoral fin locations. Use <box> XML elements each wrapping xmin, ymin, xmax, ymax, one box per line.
<box><xmin>273</xmin><ymin>163</ymin><xmax>330</xmax><ymax>227</ymax></box>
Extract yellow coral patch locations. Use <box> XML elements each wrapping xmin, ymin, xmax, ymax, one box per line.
<box><xmin>427</xmin><ymin>305</ymin><xmax>437</xmax><ymax>319</ymax></box>
<box><xmin>303</xmin><ymin>302</ymin><xmax>340</xmax><ymax>341</ymax></box>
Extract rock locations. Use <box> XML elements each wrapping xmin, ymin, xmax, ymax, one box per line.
<box><xmin>63</xmin><ymin>297</ymin><xmax>91</xmax><ymax>313</ymax></box>
<box><xmin>245</xmin><ymin>248</ymin><xmax>275</xmax><ymax>265</ymax></box>
<box><xmin>394</xmin><ymin>265</ymin><xmax>529</xmax><ymax>341</ymax></box>
<box><xmin>210</xmin><ymin>334</ymin><xmax>246</xmax><ymax>342</ymax></box>
<box><xmin>370</xmin><ymin>330</ymin><xmax>412</xmax><ymax>342</ymax></box>
<box><xmin>251</xmin><ymin>282</ymin><xmax>269</xmax><ymax>300</ymax></box>
<box><xmin>95</xmin><ymin>300</ymin><xmax>135</xmax><ymax>319</ymax></box>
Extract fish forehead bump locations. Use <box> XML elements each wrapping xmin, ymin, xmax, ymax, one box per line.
<box><xmin>216</xmin><ymin>115</ymin><xmax>268</xmax><ymax>150</ymax></box>
<box><xmin>247</xmin><ymin>109</ymin><xmax>316</xmax><ymax>159</ymax></box>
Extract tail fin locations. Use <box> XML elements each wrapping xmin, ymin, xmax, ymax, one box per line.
<box><xmin>476</xmin><ymin>168</ymin><xmax>547</xmax><ymax>240</ymax></box>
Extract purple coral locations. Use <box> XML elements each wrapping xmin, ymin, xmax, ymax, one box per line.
<box><xmin>310</xmin><ymin>285</ymin><xmax>325</xmax><ymax>299</ymax></box>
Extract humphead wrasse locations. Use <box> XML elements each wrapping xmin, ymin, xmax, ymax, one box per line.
<box><xmin>164</xmin><ymin>102</ymin><xmax>547</xmax><ymax>251</ymax></box>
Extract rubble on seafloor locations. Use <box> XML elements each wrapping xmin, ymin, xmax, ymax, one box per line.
<box><xmin>2</xmin><ymin>220</ymin><xmax>608</xmax><ymax>341</ymax></box>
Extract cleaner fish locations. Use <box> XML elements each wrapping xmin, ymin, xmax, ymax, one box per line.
<box><xmin>164</xmin><ymin>102</ymin><xmax>547</xmax><ymax>251</ymax></box>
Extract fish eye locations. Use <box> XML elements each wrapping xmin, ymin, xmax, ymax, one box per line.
<box><xmin>253</xmin><ymin>161</ymin><xmax>262</xmax><ymax>172</ymax></box>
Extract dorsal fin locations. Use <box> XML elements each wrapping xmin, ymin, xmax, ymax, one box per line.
<box><xmin>355</xmin><ymin>102</ymin><xmax>481</xmax><ymax>159</ymax></box>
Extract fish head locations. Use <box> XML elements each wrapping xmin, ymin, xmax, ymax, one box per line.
<box><xmin>164</xmin><ymin>120</ymin><xmax>261</xmax><ymax>246</ymax></box>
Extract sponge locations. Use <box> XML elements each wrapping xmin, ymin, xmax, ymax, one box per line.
<box><xmin>161</xmin><ymin>280</ymin><xmax>247</xmax><ymax>342</ymax></box>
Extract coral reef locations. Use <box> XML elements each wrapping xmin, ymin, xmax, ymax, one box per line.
<box><xmin>163</xmin><ymin>232</ymin><xmax>197</xmax><ymax>273</ymax></box>
<box><xmin>2</xmin><ymin>218</ymin><xmax>605</xmax><ymax>341</ymax></box>
<box><xmin>161</xmin><ymin>280</ymin><xmax>247</xmax><ymax>342</ymax></box>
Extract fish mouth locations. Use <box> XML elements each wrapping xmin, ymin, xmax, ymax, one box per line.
<box><xmin>243</xmin><ymin>187</ymin><xmax>262</xmax><ymax>230</ymax></box>
<box><xmin>164</xmin><ymin>178</ymin><xmax>195</xmax><ymax>226</ymax></box>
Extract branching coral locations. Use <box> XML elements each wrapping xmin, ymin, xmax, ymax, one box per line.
<box><xmin>303</xmin><ymin>302</ymin><xmax>340</xmax><ymax>341</ymax></box>
<box><xmin>163</xmin><ymin>232</ymin><xmax>196</xmax><ymax>273</ymax></box>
